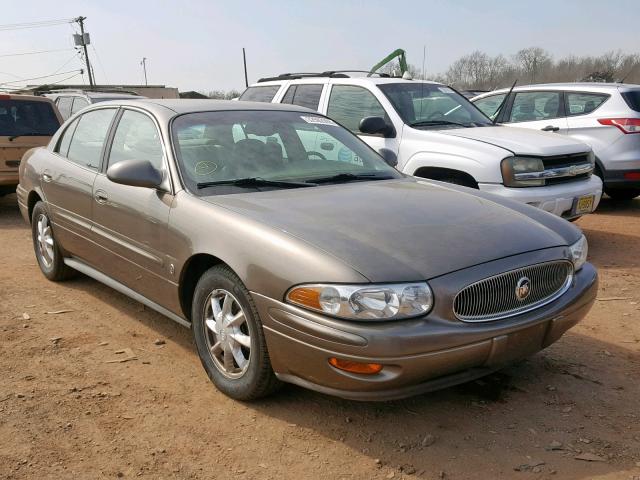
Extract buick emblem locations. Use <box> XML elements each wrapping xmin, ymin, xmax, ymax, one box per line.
<box><xmin>515</xmin><ymin>277</ymin><xmax>531</xmax><ymax>301</ymax></box>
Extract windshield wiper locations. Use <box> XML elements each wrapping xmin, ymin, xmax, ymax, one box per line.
<box><xmin>409</xmin><ymin>120</ymin><xmax>470</xmax><ymax>128</ymax></box>
<box><xmin>307</xmin><ymin>173</ymin><xmax>395</xmax><ymax>184</ymax></box>
<box><xmin>196</xmin><ymin>177</ymin><xmax>316</xmax><ymax>189</ymax></box>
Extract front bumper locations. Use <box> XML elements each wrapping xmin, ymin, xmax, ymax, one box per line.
<box><xmin>253</xmin><ymin>250</ymin><xmax>597</xmax><ymax>401</ymax></box>
<box><xmin>478</xmin><ymin>175</ymin><xmax>603</xmax><ymax>218</ymax></box>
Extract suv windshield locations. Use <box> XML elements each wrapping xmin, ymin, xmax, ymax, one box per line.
<box><xmin>171</xmin><ymin>110</ymin><xmax>401</xmax><ymax>194</ymax></box>
<box><xmin>378</xmin><ymin>83</ymin><xmax>492</xmax><ymax>129</ymax></box>
<box><xmin>0</xmin><ymin>100</ymin><xmax>60</xmax><ymax>137</ymax></box>
<box><xmin>621</xmin><ymin>90</ymin><xmax>640</xmax><ymax>112</ymax></box>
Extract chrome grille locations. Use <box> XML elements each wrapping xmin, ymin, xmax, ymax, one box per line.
<box><xmin>453</xmin><ymin>261</ymin><xmax>573</xmax><ymax>322</ymax></box>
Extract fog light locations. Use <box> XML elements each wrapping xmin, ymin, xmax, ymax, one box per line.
<box><xmin>329</xmin><ymin>357</ymin><xmax>383</xmax><ymax>375</ymax></box>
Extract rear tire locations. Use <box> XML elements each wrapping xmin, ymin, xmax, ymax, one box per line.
<box><xmin>192</xmin><ymin>265</ymin><xmax>281</xmax><ymax>401</ymax></box>
<box><xmin>605</xmin><ymin>188</ymin><xmax>640</xmax><ymax>201</ymax></box>
<box><xmin>31</xmin><ymin>202</ymin><xmax>74</xmax><ymax>281</ymax></box>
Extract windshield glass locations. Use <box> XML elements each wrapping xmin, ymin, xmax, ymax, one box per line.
<box><xmin>171</xmin><ymin>110</ymin><xmax>401</xmax><ymax>194</ymax></box>
<box><xmin>378</xmin><ymin>83</ymin><xmax>492</xmax><ymax>128</ymax></box>
<box><xmin>0</xmin><ymin>100</ymin><xmax>60</xmax><ymax>137</ymax></box>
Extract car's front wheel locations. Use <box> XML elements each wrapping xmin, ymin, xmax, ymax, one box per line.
<box><xmin>192</xmin><ymin>265</ymin><xmax>281</xmax><ymax>400</ymax></box>
<box><xmin>31</xmin><ymin>201</ymin><xmax>73</xmax><ymax>281</ymax></box>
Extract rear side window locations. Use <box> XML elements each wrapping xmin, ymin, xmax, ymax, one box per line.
<box><xmin>621</xmin><ymin>90</ymin><xmax>640</xmax><ymax>112</ymax></box>
<box><xmin>508</xmin><ymin>91</ymin><xmax>562</xmax><ymax>123</ymax></box>
<box><xmin>66</xmin><ymin>109</ymin><xmax>116</xmax><ymax>169</ymax></box>
<box><xmin>70</xmin><ymin>97</ymin><xmax>90</xmax><ymax>115</ymax></box>
<box><xmin>0</xmin><ymin>100</ymin><xmax>60</xmax><ymax>136</ymax></box>
<box><xmin>239</xmin><ymin>86</ymin><xmax>280</xmax><ymax>103</ymax></box>
<box><xmin>56</xmin><ymin>97</ymin><xmax>73</xmax><ymax>119</ymax></box>
<box><xmin>56</xmin><ymin>118</ymin><xmax>79</xmax><ymax>157</ymax></box>
<box><xmin>327</xmin><ymin>85</ymin><xmax>388</xmax><ymax>134</ymax></box>
<box><xmin>281</xmin><ymin>84</ymin><xmax>323</xmax><ymax>110</ymax></box>
<box><xmin>566</xmin><ymin>93</ymin><xmax>608</xmax><ymax>116</ymax></box>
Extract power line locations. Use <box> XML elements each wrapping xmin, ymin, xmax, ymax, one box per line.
<box><xmin>0</xmin><ymin>48</ymin><xmax>74</xmax><ymax>58</ymax></box>
<box><xmin>0</xmin><ymin>69</ymin><xmax>83</xmax><ymax>87</ymax></box>
<box><xmin>0</xmin><ymin>18</ymin><xmax>74</xmax><ymax>32</ymax></box>
<box><xmin>1</xmin><ymin>71</ymin><xmax>83</xmax><ymax>92</ymax></box>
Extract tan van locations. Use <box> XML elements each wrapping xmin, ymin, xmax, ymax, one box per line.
<box><xmin>0</xmin><ymin>94</ymin><xmax>62</xmax><ymax>196</ymax></box>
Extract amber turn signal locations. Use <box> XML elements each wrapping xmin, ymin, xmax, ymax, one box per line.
<box><xmin>328</xmin><ymin>357</ymin><xmax>383</xmax><ymax>375</ymax></box>
<box><xmin>287</xmin><ymin>287</ymin><xmax>322</xmax><ymax>310</ymax></box>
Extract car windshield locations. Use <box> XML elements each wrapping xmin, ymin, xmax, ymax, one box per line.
<box><xmin>378</xmin><ymin>83</ymin><xmax>493</xmax><ymax>129</ymax></box>
<box><xmin>0</xmin><ymin>100</ymin><xmax>60</xmax><ymax>137</ymax></box>
<box><xmin>171</xmin><ymin>110</ymin><xmax>401</xmax><ymax>194</ymax></box>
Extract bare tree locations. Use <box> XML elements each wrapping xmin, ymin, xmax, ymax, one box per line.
<box><xmin>515</xmin><ymin>47</ymin><xmax>552</xmax><ymax>83</ymax></box>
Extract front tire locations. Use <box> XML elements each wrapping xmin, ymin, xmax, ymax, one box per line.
<box><xmin>192</xmin><ymin>265</ymin><xmax>281</xmax><ymax>400</ymax></box>
<box><xmin>31</xmin><ymin>201</ymin><xmax>73</xmax><ymax>281</ymax></box>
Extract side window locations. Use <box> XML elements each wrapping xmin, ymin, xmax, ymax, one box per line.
<box><xmin>56</xmin><ymin>118</ymin><xmax>80</xmax><ymax>157</ymax></box>
<box><xmin>70</xmin><ymin>97</ymin><xmax>90</xmax><ymax>115</ymax></box>
<box><xmin>108</xmin><ymin>110</ymin><xmax>164</xmax><ymax>170</ymax></box>
<box><xmin>509</xmin><ymin>92</ymin><xmax>562</xmax><ymax>123</ymax></box>
<box><xmin>56</xmin><ymin>97</ymin><xmax>72</xmax><ymax>120</ymax></box>
<box><xmin>327</xmin><ymin>85</ymin><xmax>388</xmax><ymax>134</ymax></box>
<box><xmin>238</xmin><ymin>86</ymin><xmax>280</xmax><ymax>103</ymax></box>
<box><xmin>66</xmin><ymin>109</ymin><xmax>116</xmax><ymax>169</ymax></box>
<box><xmin>281</xmin><ymin>84</ymin><xmax>323</xmax><ymax>111</ymax></box>
<box><xmin>566</xmin><ymin>93</ymin><xmax>608</xmax><ymax>116</ymax></box>
<box><xmin>474</xmin><ymin>94</ymin><xmax>506</xmax><ymax>119</ymax></box>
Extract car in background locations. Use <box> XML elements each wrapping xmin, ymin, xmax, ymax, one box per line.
<box><xmin>44</xmin><ymin>89</ymin><xmax>145</xmax><ymax>120</ymax></box>
<box><xmin>472</xmin><ymin>83</ymin><xmax>640</xmax><ymax>200</ymax></box>
<box><xmin>0</xmin><ymin>94</ymin><xmax>62</xmax><ymax>197</ymax></box>
<box><xmin>240</xmin><ymin>73</ymin><xmax>603</xmax><ymax>219</ymax></box>
<box><xmin>17</xmin><ymin>99</ymin><xmax>597</xmax><ymax>401</ymax></box>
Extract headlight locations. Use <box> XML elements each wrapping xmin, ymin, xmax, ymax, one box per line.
<box><xmin>286</xmin><ymin>282</ymin><xmax>433</xmax><ymax>320</ymax></box>
<box><xmin>569</xmin><ymin>235</ymin><xmax>588</xmax><ymax>271</ymax></box>
<box><xmin>501</xmin><ymin>156</ymin><xmax>545</xmax><ymax>187</ymax></box>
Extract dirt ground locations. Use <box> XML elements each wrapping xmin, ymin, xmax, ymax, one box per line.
<box><xmin>1</xmin><ymin>193</ymin><xmax>639</xmax><ymax>480</ymax></box>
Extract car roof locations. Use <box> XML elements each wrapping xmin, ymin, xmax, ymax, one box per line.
<box><xmin>473</xmin><ymin>82</ymin><xmax>640</xmax><ymax>98</ymax></box>
<box><xmin>0</xmin><ymin>93</ymin><xmax>55</xmax><ymax>103</ymax></box>
<box><xmin>253</xmin><ymin>77</ymin><xmax>443</xmax><ymax>87</ymax></box>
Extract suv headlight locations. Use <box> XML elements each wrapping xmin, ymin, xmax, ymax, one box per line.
<box><xmin>286</xmin><ymin>282</ymin><xmax>433</xmax><ymax>320</ymax></box>
<box><xmin>569</xmin><ymin>235</ymin><xmax>588</xmax><ymax>271</ymax></box>
<box><xmin>501</xmin><ymin>156</ymin><xmax>545</xmax><ymax>187</ymax></box>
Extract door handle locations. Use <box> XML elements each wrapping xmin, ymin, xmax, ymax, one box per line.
<box><xmin>94</xmin><ymin>191</ymin><xmax>108</xmax><ymax>204</ymax></box>
<box><xmin>541</xmin><ymin>125</ymin><xmax>560</xmax><ymax>132</ymax></box>
<box><xmin>42</xmin><ymin>172</ymin><xmax>52</xmax><ymax>183</ymax></box>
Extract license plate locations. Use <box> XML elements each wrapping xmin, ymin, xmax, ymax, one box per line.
<box><xmin>574</xmin><ymin>195</ymin><xmax>595</xmax><ymax>215</ymax></box>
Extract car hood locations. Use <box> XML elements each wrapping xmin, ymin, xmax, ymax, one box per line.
<box><xmin>439</xmin><ymin>126</ymin><xmax>590</xmax><ymax>156</ymax></box>
<box><xmin>203</xmin><ymin>178</ymin><xmax>577</xmax><ymax>282</ymax></box>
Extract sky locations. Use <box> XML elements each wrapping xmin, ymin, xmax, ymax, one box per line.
<box><xmin>0</xmin><ymin>0</ymin><xmax>638</xmax><ymax>92</ymax></box>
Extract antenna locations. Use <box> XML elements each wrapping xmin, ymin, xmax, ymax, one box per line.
<box><xmin>419</xmin><ymin>45</ymin><xmax>426</xmax><ymax>120</ymax></box>
<box><xmin>242</xmin><ymin>48</ymin><xmax>248</xmax><ymax>88</ymax></box>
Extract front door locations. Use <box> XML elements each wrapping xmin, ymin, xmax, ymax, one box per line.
<box><xmin>91</xmin><ymin>108</ymin><xmax>175</xmax><ymax>309</ymax></box>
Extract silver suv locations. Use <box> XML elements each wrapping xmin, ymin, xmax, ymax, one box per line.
<box><xmin>44</xmin><ymin>89</ymin><xmax>144</xmax><ymax>121</ymax></box>
<box><xmin>473</xmin><ymin>83</ymin><xmax>640</xmax><ymax>200</ymax></box>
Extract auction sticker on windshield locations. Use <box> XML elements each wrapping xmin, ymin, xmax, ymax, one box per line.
<box><xmin>300</xmin><ymin>115</ymin><xmax>338</xmax><ymax>126</ymax></box>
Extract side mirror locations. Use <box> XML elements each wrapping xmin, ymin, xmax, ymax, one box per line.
<box><xmin>378</xmin><ymin>148</ymin><xmax>398</xmax><ymax>168</ymax></box>
<box><xmin>359</xmin><ymin>116</ymin><xmax>393</xmax><ymax>137</ymax></box>
<box><xmin>107</xmin><ymin>160</ymin><xmax>163</xmax><ymax>189</ymax></box>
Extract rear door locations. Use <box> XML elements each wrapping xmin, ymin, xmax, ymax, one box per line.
<box><xmin>41</xmin><ymin>107</ymin><xmax>118</xmax><ymax>261</ymax></box>
<box><xmin>564</xmin><ymin>91</ymin><xmax>614</xmax><ymax>153</ymax></box>
<box><xmin>503</xmin><ymin>90</ymin><xmax>568</xmax><ymax>134</ymax></box>
<box><xmin>91</xmin><ymin>107</ymin><xmax>175</xmax><ymax>308</ymax></box>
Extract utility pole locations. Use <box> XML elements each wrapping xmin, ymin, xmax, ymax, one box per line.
<box><xmin>141</xmin><ymin>57</ymin><xmax>148</xmax><ymax>86</ymax></box>
<box><xmin>74</xmin><ymin>16</ymin><xmax>94</xmax><ymax>87</ymax></box>
<box><xmin>242</xmin><ymin>48</ymin><xmax>248</xmax><ymax>88</ymax></box>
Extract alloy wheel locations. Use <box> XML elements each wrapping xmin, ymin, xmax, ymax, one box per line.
<box><xmin>36</xmin><ymin>214</ymin><xmax>55</xmax><ymax>269</ymax></box>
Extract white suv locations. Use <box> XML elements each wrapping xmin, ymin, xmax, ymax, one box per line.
<box><xmin>240</xmin><ymin>73</ymin><xmax>603</xmax><ymax>219</ymax></box>
<box><xmin>473</xmin><ymin>83</ymin><xmax>640</xmax><ymax>200</ymax></box>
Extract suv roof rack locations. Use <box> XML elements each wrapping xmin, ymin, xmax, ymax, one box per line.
<box><xmin>257</xmin><ymin>70</ymin><xmax>392</xmax><ymax>83</ymax></box>
<box><xmin>39</xmin><ymin>87</ymin><xmax>142</xmax><ymax>96</ymax></box>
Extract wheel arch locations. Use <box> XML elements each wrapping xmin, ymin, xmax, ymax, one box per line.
<box><xmin>413</xmin><ymin>166</ymin><xmax>479</xmax><ymax>188</ymax></box>
<box><xmin>27</xmin><ymin>190</ymin><xmax>44</xmax><ymax>224</ymax></box>
<box><xmin>179</xmin><ymin>253</ymin><xmax>231</xmax><ymax>322</ymax></box>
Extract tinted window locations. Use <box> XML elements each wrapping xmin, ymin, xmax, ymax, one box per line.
<box><xmin>0</xmin><ymin>100</ymin><xmax>60</xmax><ymax>137</ymax></box>
<box><xmin>473</xmin><ymin>94</ymin><xmax>507</xmax><ymax>120</ymax></box>
<box><xmin>70</xmin><ymin>97</ymin><xmax>90</xmax><ymax>115</ymax></box>
<box><xmin>66</xmin><ymin>109</ymin><xmax>116</xmax><ymax>169</ymax></box>
<box><xmin>108</xmin><ymin>110</ymin><xmax>163</xmax><ymax>169</ymax></box>
<box><xmin>509</xmin><ymin>92</ymin><xmax>562</xmax><ymax>123</ymax></box>
<box><xmin>56</xmin><ymin>97</ymin><xmax>72</xmax><ymax>119</ymax></box>
<box><xmin>379</xmin><ymin>83</ymin><xmax>492</xmax><ymax>128</ymax></box>
<box><xmin>327</xmin><ymin>85</ymin><xmax>388</xmax><ymax>134</ymax></box>
<box><xmin>281</xmin><ymin>84</ymin><xmax>323</xmax><ymax>110</ymax></box>
<box><xmin>171</xmin><ymin>110</ymin><xmax>400</xmax><ymax>193</ymax></box>
<box><xmin>56</xmin><ymin>118</ymin><xmax>79</xmax><ymax>157</ymax></box>
<box><xmin>621</xmin><ymin>90</ymin><xmax>640</xmax><ymax>112</ymax></box>
<box><xmin>238</xmin><ymin>86</ymin><xmax>280</xmax><ymax>103</ymax></box>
